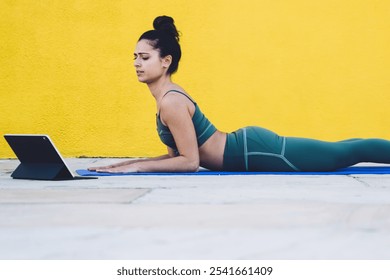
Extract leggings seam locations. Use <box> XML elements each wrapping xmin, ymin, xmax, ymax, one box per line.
<box><xmin>243</xmin><ymin>128</ymin><xmax>248</xmax><ymax>171</ymax></box>
<box><xmin>244</xmin><ymin>134</ymin><xmax>300</xmax><ymax>171</ymax></box>
<box><xmin>281</xmin><ymin>137</ymin><xmax>300</xmax><ymax>171</ymax></box>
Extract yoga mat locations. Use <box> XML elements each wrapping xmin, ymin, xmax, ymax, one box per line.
<box><xmin>76</xmin><ymin>166</ymin><xmax>390</xmax><ymax>176</ymax></box>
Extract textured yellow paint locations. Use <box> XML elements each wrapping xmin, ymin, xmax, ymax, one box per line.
<box><xmin>1</xmin><ymin>0</ymin><xmax>389</xmax><ymax>158</ymax></box>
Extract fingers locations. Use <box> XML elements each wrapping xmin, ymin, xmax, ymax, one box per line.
<box><xmin>88</xmin><ymin>167</ymin><xmax>104</xmax><ymax>171</ymax></box>
<box><xmin>95</xmin><ymin>165</ymin><xmax>138</xmax><ymax>173</ymax></box>
<box><xmin>88</xmin><ymin>165</ymin><xmax>114</xmax><ymax>171</ymax></box>
<box><xmin>96</xmin><ymin>168</ymin><xmax>121</xmax><ymax>173</ymax></box>
<box><xmin>95</xmin><ymin>169</ymin><xmax>109</xmax><ymax>173</ymax></box>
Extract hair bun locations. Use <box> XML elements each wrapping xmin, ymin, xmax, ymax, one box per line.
<box><xmin>153</xmin><ymin>16</ymin><xmax>180</xmax><ymax>41</ymax></box>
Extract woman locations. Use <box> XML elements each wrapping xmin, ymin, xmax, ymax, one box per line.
<box><xmin>89</xmin><ymin>16</ymin><xmax>390</xmax><ymax>173</ymax></box>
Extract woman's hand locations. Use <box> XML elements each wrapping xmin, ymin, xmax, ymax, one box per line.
<box><xmin>95</xmin><ymin>163</ymin><xmax>139</xmax><ymax>173</ymax></box>
<box><xmin>88</xmin><ymin>164</ymin><xmax>116</xmax><ymax>171</ymax></box>
<box><xmin>88</xmin><ymin>155</ymin><xmax>172</xmax><ymax>172</ymax></box>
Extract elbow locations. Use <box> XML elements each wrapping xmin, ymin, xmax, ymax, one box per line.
<box><xmin>188</xmin><ymin>161</ymin><xmax>200</xmax><ymax>173</ymax></box>
<box><xmin>186</xmin><ymin>158</ymin><xmax>200</xmax><ymax>173</ymax></box>
<box><xmin>178</xmin><ymin>153</ymin><xmax>199</xmax><ymax>172</ymax></box>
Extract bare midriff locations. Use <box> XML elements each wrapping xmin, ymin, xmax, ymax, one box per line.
<box><xmin>199</xmin><ymin>130</ymin><xmax>227</xmax><ymax>170</ymax></box>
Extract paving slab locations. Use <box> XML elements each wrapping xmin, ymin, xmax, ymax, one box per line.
<box><xmin>0</xmin><ymin>189</ymin><xmax>149</xmax><ymax>204</ymax></box>
<box><xmin>1</xmin><ymin>158</ymin><xmax>390</xmax><ymax>260</ymax></box>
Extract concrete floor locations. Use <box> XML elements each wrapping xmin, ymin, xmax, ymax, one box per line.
<box><xmin>1</xmin><ymin>158</ymin><xmax>390</xmax><ymax>260</ymax></box>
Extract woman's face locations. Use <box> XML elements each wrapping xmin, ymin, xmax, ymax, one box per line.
<box><xmin>133</xmin><ymin>39</ymin><xmax>169</xmax><ymax>84</ymax></box>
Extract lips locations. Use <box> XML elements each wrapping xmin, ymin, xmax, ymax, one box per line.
<box><xmin>136</xmin><ymin>70</ymin><xmax>144</xmax><ymax>76</ymax></box>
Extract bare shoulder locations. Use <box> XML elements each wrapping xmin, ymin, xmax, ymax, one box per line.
<box><xmin>160</xmin><ymin>92</ymin><xmax>186</xmax><ymax>108</ymax></box>
<box><xmin>160</xmin><ymin>91</ymin><xmax>195</xmax><ymax>120</ymax></box>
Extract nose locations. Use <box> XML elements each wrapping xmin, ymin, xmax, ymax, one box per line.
<box><xmin>134</xmin><ymin>57</ymin><xmax>141</xmax><ymax>68</ymax></box>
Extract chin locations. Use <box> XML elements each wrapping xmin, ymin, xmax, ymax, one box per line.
<box><xmin>137</xmin><ymin>77</ymin><xmax>148</xmax><ymax>83</ymax></box>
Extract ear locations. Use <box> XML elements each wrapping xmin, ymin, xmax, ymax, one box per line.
<box><xmin>162</xmin><ymin>55</ymin><xmax>172</xmax><ymax>69</ymax></box>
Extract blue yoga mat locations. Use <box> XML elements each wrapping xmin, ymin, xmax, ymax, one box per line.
<box><xmin>76</xmin><ymin>166</ymin><xmax>390</xmax><ymax>176</ymax></box>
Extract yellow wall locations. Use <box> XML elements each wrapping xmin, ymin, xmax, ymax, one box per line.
<box><xmin>1</xmin><ymin>0</ymin><xmax>389</xmax><ymax>158</ymax></box>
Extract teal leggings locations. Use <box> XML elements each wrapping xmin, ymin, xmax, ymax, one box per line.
<box><xmin>223</xmin><ymin>126</ymin><xmax>390</xmax><ymax>172</ymax></box>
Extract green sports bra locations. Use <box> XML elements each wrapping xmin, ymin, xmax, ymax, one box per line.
<box><xmin>156</xmin><ymin>90</ymin><xmax>217</xmax><ymax>155</ymax></box>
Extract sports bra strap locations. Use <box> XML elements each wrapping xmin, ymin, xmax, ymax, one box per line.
<box><xmin>162</xmin><ymin>90</ymin><xmax>196</xmax><ymax>104</ymax></box>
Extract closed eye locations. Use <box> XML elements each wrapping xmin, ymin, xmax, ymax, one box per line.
<box><xmin>134</xmin><ymin>53</ymin><xmax>150</xmax><ymax>60</ymax></box>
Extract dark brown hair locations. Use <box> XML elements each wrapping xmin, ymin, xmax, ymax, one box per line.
<box><xmin>138</xmin><ymin>16</ymin><xmax>181</xmax><ymax>74</ymax></box>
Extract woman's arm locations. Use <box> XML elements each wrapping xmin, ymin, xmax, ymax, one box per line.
<box><xmin>87</xmin><ymin>154</ymin><xmax>171</xmax><ymax>171</ymax></box>
<box><xmin>97</xmin><ymin>95</ymin><xmax>200</xmax><ymax>173</ymax></box>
